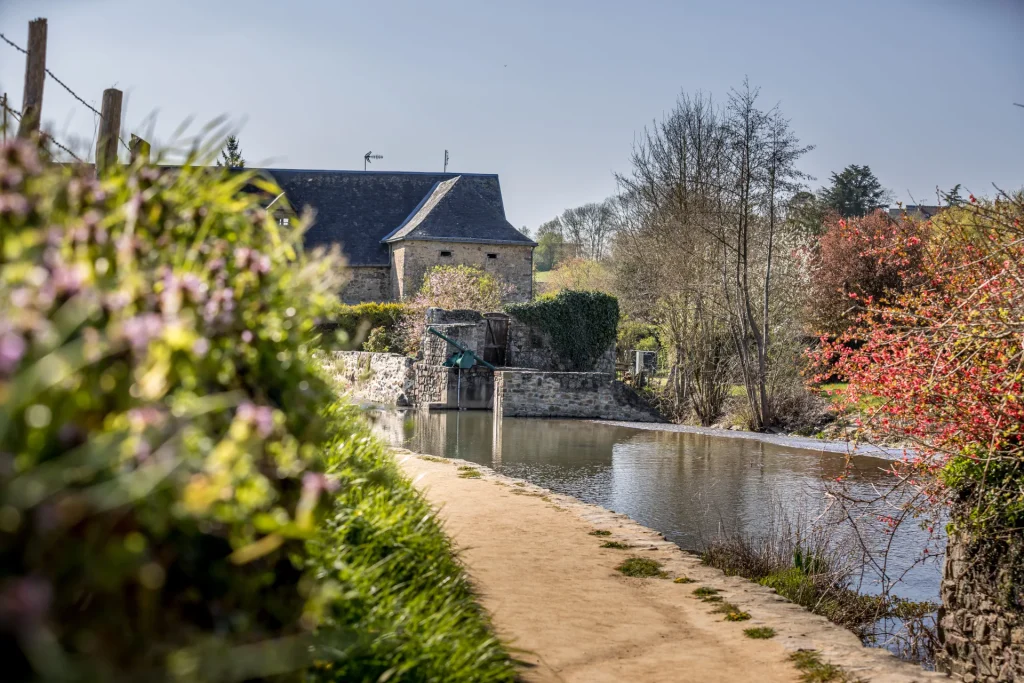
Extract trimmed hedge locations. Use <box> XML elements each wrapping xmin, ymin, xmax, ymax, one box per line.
<box><xmin>0</xmin><ymin>141</ymin><xmax>514</xmax><ymax>682</ymax></box>
<box><xmin>505</xmin><ymin>290</ymin><xmax>619</xmax><ymax>371</ymax></box>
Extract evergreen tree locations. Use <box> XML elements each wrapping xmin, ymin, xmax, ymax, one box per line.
<box><xmin>217</xmin><ymin>135</ymin><xmax>246</xmax><ymax>168</ymax></box>
<box><xmin>820</xmin><ymin>164</ymin><xmax>889</xmax><ymax>217</ymax></box>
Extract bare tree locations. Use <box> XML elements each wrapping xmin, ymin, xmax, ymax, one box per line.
<box><xmin>560</xmin><ymin>200</ymin><xmax>618</xmax><ymax>260</ymax></box>
<box><xmin>614</xmin><ymin>82</ymin><xmax>812</xmax><ymax>430</ymax></box>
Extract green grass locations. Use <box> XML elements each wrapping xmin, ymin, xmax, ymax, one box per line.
<box><xmin>418</xmin><ymin>455</ymin><xmax>449</xmax><ymax>463</ymax></box>
<box><xmin>692</xmin><ymin>587</ymin><xmax>720</xmax><ymax>598</ymax></box>
<box><xmin>534</xmin><ymin>270</ymin><xmax>554</xmax><ymax>283</ymax></box>
<box><xmin>788</xmin><ymin>650</ymin><xmax>861</xmax><ymax>683</ymax></box>
<box><xmin>673</xmin><ymin>576</ymin><xmax>695</xmax><ymax>584</ymax></box>
<box><xmin>600</xmin><ymin>541</ymin><xmax>630</xmax><ymax>549</ymax></box>
<box><xmin>815</xmin><ymin>381</ymin><xmax>884</xmax><ymax>411</ymax></box>
<box><xmin>310</xmin><ymin>403</ymin><xmax>516</xmax><ymax>681</ymax></box>
<box><xmin>744</xmin><ymin>626</ymin><xmax>777</xmax><ymax>639</ymax></box>
<box><xmin>457</xmin><ymin>466</ymin><xmax>482</xmax><ymax>479</ymax></box>
<box><xmin>615</xmin><ymin>557</ymin><xmax>668</xmax><ymax>578</ymax></box>
<box><xmin>589</xmin><ymin>529</ymin><xmax>612</xmax><ymax>536</ymax></box>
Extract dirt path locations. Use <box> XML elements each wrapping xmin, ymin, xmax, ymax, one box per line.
<box><xmin>396</xmin><ymin>449</ymin><xmax>945</xmax><ymax>683</ymax></box>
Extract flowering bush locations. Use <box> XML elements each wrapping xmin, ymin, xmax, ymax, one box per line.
<box><xmin>807</xmin><ymin>210</ymin><xmax>927</xmax><ymax>336</ymax></box>
<box><xmin>0</xmin><ymin>141</ymin><xmax>513</xmax><ymax>681</ymax></box>
<box><xmin>398</xmin><ymin>265</ymin><xmax>513</xmax><ymax>354</ymax></box>
<box><xmin>810</xmin><ymin>196</ymin><xmax>1024</xmax><ymax>538</ymax></box>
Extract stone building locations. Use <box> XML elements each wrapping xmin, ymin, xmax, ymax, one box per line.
<box><xmin>259</xmin><ymin>169</ymin><xmax>535</xmax><ymax>303</ymax></box>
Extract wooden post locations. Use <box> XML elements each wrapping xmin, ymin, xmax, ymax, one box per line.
<box><xmin>95</xmin><ymin>88</ymin><xmax>123</xmax><ymax>175</ymax></box>
<box><xmin>130</xmin><ymin>134</ymin><xmax>151</xmax><ymax>164</ymax></box>
<box><xmin>17</xmin><ymin>18</ymin><xmax>47</xmax><ymax>139</ymax></box>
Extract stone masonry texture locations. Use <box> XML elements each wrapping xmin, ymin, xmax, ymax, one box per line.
<box><xmin>494</xmin><ymin>370</ymin><xmax>661</xmax><ymax>422</ymax></box>
<box><xmin>391</xmin><ymin>240</ymin><xmax>532</xmax><ymax>302</ymax></box>
<box><xmin>937</xmin><ymin>526</ymin><xmax>1024</xmax><ymax>682</ymax></box>
<box><xmin>341</xmin><ymin>266</ymin><xmax>390</xmax><ymax>304</ymax></box>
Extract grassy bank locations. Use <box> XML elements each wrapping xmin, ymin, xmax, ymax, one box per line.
<box><xmin>701</xmin><ymin>533</ymin><xmax>937</xmax><ymax>663</ymax></box>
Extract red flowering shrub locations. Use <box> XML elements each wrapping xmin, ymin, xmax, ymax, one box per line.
<box><xmin>807</xmin><ymin>210</ymin><xmax>928</xmax><ymax>336</ymax></box>
<box><xmin>810</xmin><ymin>196</ymin><xmax>1024</xmax><ymax>536</ymax></box>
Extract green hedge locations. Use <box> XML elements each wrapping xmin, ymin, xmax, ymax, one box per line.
<box><xmin>319</xmin><ymin>302</ymin><xmax>408</xmax><ymax>351</ymax></box>
<box><xmin>0</xmin><ymin>140</ymin><xmax>514</xmax><ymax>682</ymax></box>
<box><xmin>506</xmin><ymin>290</ymin><xmax>619</xmax><ymax>371</ymax></box>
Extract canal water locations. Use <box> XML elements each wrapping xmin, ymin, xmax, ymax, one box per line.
<box><xmin>368</xmin><ymin>409</ymin><xmax>944</xmax><ymax>610</ymax></box>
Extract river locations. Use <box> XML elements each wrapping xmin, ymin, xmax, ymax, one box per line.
<box><xmin>368</xmin><ymin>409</ymin><xmax>945</xmax><ymax>654</ymax></box>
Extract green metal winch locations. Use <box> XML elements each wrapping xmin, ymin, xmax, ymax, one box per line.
<box><xmin>426</xmin><ymin>326</ymin><xmax>496</xmax><ymax>370</ymax></box>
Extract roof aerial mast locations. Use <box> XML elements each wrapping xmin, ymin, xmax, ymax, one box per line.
<box><xmin>363</xmin><ymin>150</ymin><xmax>383</xmax><ymax>171</ymax></box>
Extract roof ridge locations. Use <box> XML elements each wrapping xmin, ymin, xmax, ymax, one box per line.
<box><xmin>382</xmin><ymin>176</ymin><xmax>462</xmax><ymax>244</ymax></box>
<box><xmin>248</xmin><ymin>168</ymin><xmax>498</xmax><ymax>178</ymax></box>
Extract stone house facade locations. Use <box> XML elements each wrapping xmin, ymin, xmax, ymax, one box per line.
<box><xmin>257</xmin><ymin>169</ymin><xmax>535</xmax><ymax>304</ymax></box>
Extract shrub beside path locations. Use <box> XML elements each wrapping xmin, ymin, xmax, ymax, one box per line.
<box><xmin>396</xmin><ymin>449</ymin><xmax>946</xmax><ymax>683</ymax></box>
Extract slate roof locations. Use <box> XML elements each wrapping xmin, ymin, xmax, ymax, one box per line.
<box><xmin>382</xmin><ymin>175</ymin><xmax>537</xmax><ymax>246</ymax></box>
<box><xmin>251</xmin><ymin>169</ymin><xmax>535</xmax><ymax>266</ymax></box>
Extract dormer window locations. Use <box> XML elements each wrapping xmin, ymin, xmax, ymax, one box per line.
<box><xmin>440</xmin><ymin>250</ymin><xmax>452</xmax><ymax>257</ymax></box>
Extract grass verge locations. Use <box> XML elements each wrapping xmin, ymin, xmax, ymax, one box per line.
<box><xmin>310</xmin><ymin>404</ymin><xmax>516</xmax><ymax>681</ymax></box>
<box><xmin>701</xmin><ymin>531</ymin><xmax>937</xmax><ymax>656</ymax></box>
<box><xmin>457</xmin><ymin>466</ymin><xmax>483</xmax><ymax>479</ymax></box>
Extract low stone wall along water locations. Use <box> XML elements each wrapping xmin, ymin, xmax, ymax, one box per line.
<box><xmin>494</xmin><ymin>370</ymin><xmax>661</xmax><ymax>422</ymax></box>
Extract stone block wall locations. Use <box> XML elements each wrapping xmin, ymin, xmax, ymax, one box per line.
<box><xmin>391</xmin><ymin>241</ymin><xmax>532</xmax><ymax>302</ymax></box>
<box><xmin>505</xmin><ymin>318</ymin><xmax>616</xmax><ymax>374</ymax></box>
<box><xmin>323</xmin><ymin>351</ymin><xmax>416</xmax><ymax>406</ymax></box>
<box><xmin>341</xmin><ymin>266</ymin><xmax>391</xmax><ymax>304</ymax></box>
<box><xmin>937</xmin><ymin>529</ymin><xmax>1024</xmax><ymax>682</ymax></box>
<box><xmin>414</xmin><ymin>364</ymin><xmax>449</xmax><ymax>406</ymax></box>
<box><xmin>494</xmin><ymin>371</ymin><xmax>661</xmax><ymax>422</ymax></box>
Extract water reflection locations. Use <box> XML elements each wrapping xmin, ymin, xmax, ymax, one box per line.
<box><xmin>371</xmin><ymin>409</ymin><xmax>942</xmax><ymax>605</ymax></box>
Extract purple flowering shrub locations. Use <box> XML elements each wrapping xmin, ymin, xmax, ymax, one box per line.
<box><xmin>0</xmin><ymin>141</ymin><xmax>514</xmax><ymax>682</ymax></box>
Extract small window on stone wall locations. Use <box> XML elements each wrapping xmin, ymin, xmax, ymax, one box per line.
<box><xmin>487</xmin><ymin>253</ymin><xmax>498</xmax><ymax>259</ymax></box>
<box><xmin>440</xmin><ymin>250</ymin><xmax>452</xmax><ymax>257</ymax></box>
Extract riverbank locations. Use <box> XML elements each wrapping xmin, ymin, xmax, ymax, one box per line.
<box><xmin>596</xmin><ymin>420</ymin><xmax>910</xmax><ymax>459</ymax></box>
<box><xmin>396</xmin><ymin>448</ymin><xmax>944</xmax><ymax>682</ymax></box>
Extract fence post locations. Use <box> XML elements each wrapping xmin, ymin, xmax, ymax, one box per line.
<box><xmin>95</xmin><ymin>88</ymin><xmax>122</xmax><ymax>175</ymax></box>
<box><xmin>130</xmin><ymin>134</ymin><xmax>150</xmax><ymax>164</ymax></box>
<box><xmin>17</xmin><ymin>18</ymin><xmax>47</xmax><ymax>139</ymax></box>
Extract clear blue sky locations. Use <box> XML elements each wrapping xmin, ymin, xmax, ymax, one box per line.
<box><xmin>1</xmin><ymin>0</ymin><xmax>1021</xmax><ymax>232</ymax></box>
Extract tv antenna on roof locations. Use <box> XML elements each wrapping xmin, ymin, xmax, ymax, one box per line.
<box><xmin>444</xmin><ymin>149</ymin><xmax>449</xmax><ymax>173</ymax></box>
<box><xmin>364</xmin><ymin>151</ymin><xmax>383</xmax><ymax>171</ymax></box>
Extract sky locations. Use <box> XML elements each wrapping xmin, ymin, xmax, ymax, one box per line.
<box><xmin>1</xmin><ymin>0</ymin><xmax>1021</xmax><ymax>232</ymax></box>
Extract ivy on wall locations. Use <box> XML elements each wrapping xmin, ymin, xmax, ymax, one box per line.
<box><xmin>506</xmin><ymin>291</ymin><xmax>619</xmax><ymax>371</ymax></box>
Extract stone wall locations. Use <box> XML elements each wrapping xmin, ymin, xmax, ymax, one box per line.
<box><xmin>937</xmin><ymin>528</ymin><xmax>1024</xmax><ymax>682</ymax></box>
<box><xmin>494</xmin><ymin>371</ymin><xmax>661</xmax><ymax>422</ymax></box>
<box><xmin>341</xmin><ymin>266</ymin><xmax>391</xmax><ymax>304</ymax></box>
<box><xmin>415</xmin><ymin>364</ymin><xmax>449</xmax><ymax>407</ymax></box>
<box><xmin>392</xmin><ymin>240</ymin><xmax>532</xmax><ymax>302</ymax></box>
<box><xmin>505</xmin><ymin>317</ymin><xmax>616</xmax><ymax>374</ymax></box>
<box><xmin>323</xmin><ymin>351</ymin><xmax>416</xmax><ymax>406</ymax></box>
<box><xmin>422</xmin><ymin>310</ymin><xmax>487</xmax><ymax>365</ymax></box>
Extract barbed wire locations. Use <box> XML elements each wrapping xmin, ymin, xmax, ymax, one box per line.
<box><xmin>0</xmin><ymin>31</ymin><xmax>131</xmax><ymax>152</ymax></box>
<box><xmin>3</xmin><ymin>99</ymin><xmax>85</xmax><ymax>163</ymax></box>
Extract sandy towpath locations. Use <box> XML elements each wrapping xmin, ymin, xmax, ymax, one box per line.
<box><xmin>395</xmin><ymin>449</ymin><xmax>945</xmax><ymax>683</ymax></box>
